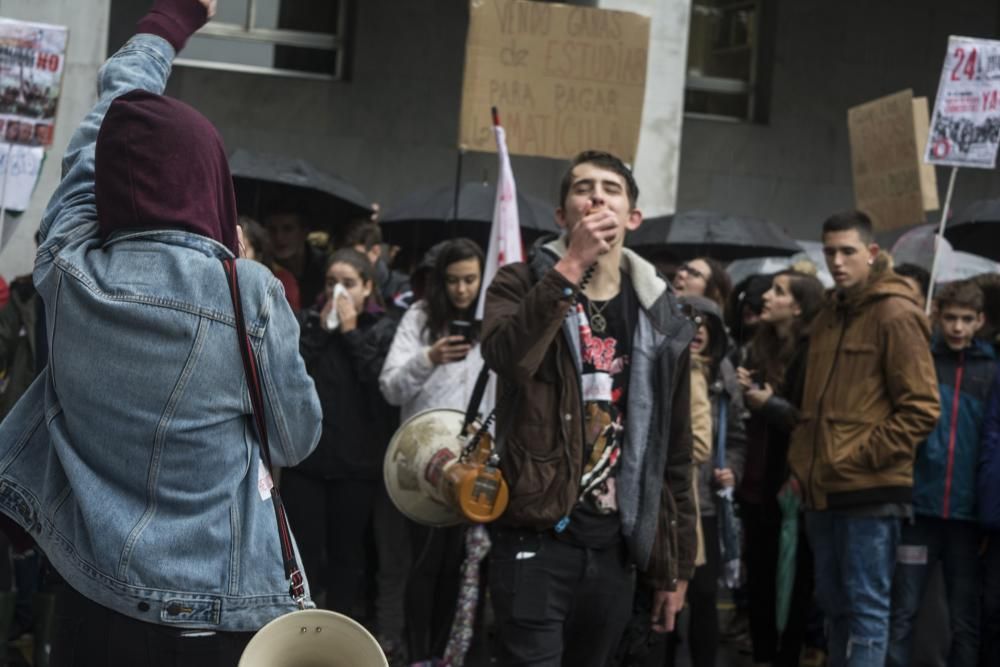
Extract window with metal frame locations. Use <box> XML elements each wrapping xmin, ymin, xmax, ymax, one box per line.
<box><xmin>176</xmin><ymin>0</ymin><xmax>349</xmax><ymax>80</ymax></box>
<box><xmin>684</xmin><ymin>0</ymin><xmax>770</xmax><ymax>123</ymax></box>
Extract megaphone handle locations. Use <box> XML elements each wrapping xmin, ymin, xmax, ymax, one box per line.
<box><xmin>223</xmin><ymin>258</ymin><xmax>307</xmax><ymax>604</ymax></box>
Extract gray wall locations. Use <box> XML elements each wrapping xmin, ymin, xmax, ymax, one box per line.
<box><xmin>109</xmin><ymin>0</ymin><xmax>576</xmax><ymax>221</ymax></box>
<box><xmin>677</xmin><ymin>0</ymin><xmax>1000</xmax><ymax>243</ymax></box>
<box><xmin>35</xmin><ymin>0</ymin><xmax>1000</xmax><ymax>281</ymax></box>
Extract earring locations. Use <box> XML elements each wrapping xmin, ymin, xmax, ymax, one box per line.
<box><xmin>868</xmin><ymin>259</ymin><xmax>874</xmax><ymax>265</ymax></box>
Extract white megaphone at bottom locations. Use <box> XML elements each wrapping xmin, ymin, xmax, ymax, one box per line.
<box><xmin>239</xmin><ymin>608</ymin><xmax>388</xmax><ymax>667</ymax></box>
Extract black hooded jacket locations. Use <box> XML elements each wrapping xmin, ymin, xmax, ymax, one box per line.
<box><xmin>295</xmin><ymin>308</ymin><xmax>399</xmax><ymax>479</ymax></box>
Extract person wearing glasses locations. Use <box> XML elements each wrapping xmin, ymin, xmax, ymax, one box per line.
<box><xmin>673</xmin><ymin>258</ymin><xmax>732</xmax><ymax>309</ymax></box>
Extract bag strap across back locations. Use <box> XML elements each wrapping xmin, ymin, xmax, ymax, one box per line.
<box><xmin>222</xmin><ymin>258</ymin><xmax>305</xmax><ymax>605</ymax></box>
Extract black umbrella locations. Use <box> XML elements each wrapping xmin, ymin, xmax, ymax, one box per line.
<box><xmin>228</xmin><ymin>149</ymin><xmax>373</xmax><ymax>227</ymax></box>
<box><xmin>947</xmin><ymin>199</ymin><xmax>1000</xmax><ymax>261</ymax></box>
<box><xmin>380</xmin><ymin>181</ymin><xmax>560</xmax><ymax>258</ymax></box>
<box><xmin>627</xmin><ymin>209</ymin><xmax>801</xmax><ymax>262</ymax></box>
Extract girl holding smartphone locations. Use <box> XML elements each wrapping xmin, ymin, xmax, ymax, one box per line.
<box><xmin>377</xmin><ymin>238</ymin><xmax>487</xmax><ymax>665</ymax></box>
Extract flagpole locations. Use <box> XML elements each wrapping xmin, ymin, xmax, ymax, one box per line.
<box><xmin>925</xmin><ymin>166</ymin><xmax>958</xmax><ymax>315</ymax></box>
<box><xmin>445</xmin><ymin>104</ymin><xmax>520</xmax><ymax>667</ymax></box>
<box><xmin>451</xmin><ymin>148</ymin><xmax>465</xmax><ymax>240</ymax></box>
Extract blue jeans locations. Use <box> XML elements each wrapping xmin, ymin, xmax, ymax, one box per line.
<box><xmin>886</xmin><ymin>516</ymin><xmax>980</xmax><ymax>667</ymax></box>
<box><xmin>805</xmin><ymin>511</ymin><xmax>900</xmax><ymax>667</ymax></box>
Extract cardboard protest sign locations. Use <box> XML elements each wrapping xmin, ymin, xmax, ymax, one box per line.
<box><xmin>925</xmin><ymin>36</ymin><xmax>1000</xmax><ymax>169</ymax></box>
<box><xmin>459</xmin><ymin>0</ymin><xmax>650</xmax><ymax>163</ymax></box>
<box><xmin>0</xmin><ymin>18</ymin><xmax>68</xmax><ymax>147</ymax></box>
<box><xmin>848</xmin><ymin>90</ymin><xmax>940</xmax><ymax>231</ymax></box>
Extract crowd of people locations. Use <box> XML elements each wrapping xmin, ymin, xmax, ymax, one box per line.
<box><xmin>3</xmin><ymin>1</ymin><xmax>1000</xmax><ymax>667</ymax></box>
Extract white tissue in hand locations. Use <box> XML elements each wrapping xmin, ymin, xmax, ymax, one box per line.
<box><xmin>325</xmin><ymin>283</ymin><xmax>348</xmax><ymax>330</ymax></box>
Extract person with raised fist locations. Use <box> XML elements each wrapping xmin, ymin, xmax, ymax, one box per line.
<box><xmin>0</xmin><ymin>1</ymin><xmax>323</xmax><ymax>663</ymax></box>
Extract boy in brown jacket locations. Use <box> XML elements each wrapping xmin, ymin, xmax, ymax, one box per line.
<box><xmin>787</xmin><ymin>211</ymin><xmax>940</xmax><ymax>667</ymax></box>
<box><xmin>481</xmin><ymin>151</ymin><xmax>696</xmax><ymax>666</ymax></box>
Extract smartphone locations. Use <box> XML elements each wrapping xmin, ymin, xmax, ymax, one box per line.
<box><xmin>449</xmin><ymin>320</ymin><xmax>473</xmax><ymax>344</ymax></box>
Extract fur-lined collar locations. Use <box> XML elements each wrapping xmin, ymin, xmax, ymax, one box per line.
<box><xmin>540</xmin><ymin>236</ymin><xmax>668</xmax><ymax>310</ymax></box>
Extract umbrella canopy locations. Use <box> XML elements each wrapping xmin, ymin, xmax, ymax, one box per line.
<box><xmin>229</xmin><ymin>149</ymin><xmax>374</xmax><ymax>228</ymax></box>
<box><xmin>380</xmin><ymin>181</ymin><xmax>560</xmax><ymax>259</ymax></box>
<box><xmin>891</xmin><ymin>223</ymin><xmax>1000</xmax><ymax>283</ymax></box>
<box><xmin>946</xmin><ymin>199</ymin><xmax>1000</xmax><ymax>261</ymax></box>
<box><xmin>726</xmin><ymin>241</ymin><xmax>835</xmax><ymax>288</ymax></box>
<box><xmin>627</xmin><ymin>210</ymin><xmax>801</xmax><ymax>262</ymax></box>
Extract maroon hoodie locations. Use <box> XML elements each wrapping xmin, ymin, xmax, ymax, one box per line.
<box><xmin>94</xmin><ymin>0</ymin><xmax>239</xmax><ymax>255</ymax></box>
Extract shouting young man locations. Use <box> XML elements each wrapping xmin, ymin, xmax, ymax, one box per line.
<box><xmin>481</xmin><ymin>151</ymin><xmax>696</xmax><ymax>665</ymax></box>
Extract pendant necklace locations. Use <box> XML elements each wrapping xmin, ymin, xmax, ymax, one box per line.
<box><xmin>587</xmin><ymin>298</ymin><xmax>611</xmax><ymax>334</ymax></box>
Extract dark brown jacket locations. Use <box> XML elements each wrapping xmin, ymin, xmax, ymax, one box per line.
<box><xmin>482</xmin><ymin>239</ymin><xmax>697</xmax><ymax>587</ymax></box>
<box><xmin>788</xmin><ymin>260</ymin><xmax>940</xmax><ymax>510</ymax></box>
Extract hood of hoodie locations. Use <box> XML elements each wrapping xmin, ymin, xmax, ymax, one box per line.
<box><xmin>678</xmin><ymin>294</ymin><xmax>727</xmax><ymax>363</ymax></box>
<box><xmin>931</xmin><ymin>334</ymin><xmax>997</xmax><ymax>359</ymax></box>
<box><xmin>95</xmin><ymin>89</ymin><xmax>238</xmax><ymax>255</ymax></box>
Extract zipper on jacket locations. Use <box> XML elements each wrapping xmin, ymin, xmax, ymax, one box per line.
<box><xmin>809</xmin><ymin>311</ymin><xmax>849</xmax><ymax>508</ymax></box>
<box><xmin>554</xmin><ymin>321</ymin><xmax>586</xmax><ymax>533</ymax></box>
<box><xmin>942</xmin><ymin>350</ymin><xmax>964</xmax><ymax>519</ymax></box>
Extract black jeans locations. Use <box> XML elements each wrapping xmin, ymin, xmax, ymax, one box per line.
<box><xmin>488</xmin><ymin>527</ymin><xmax>635</xmax><ymax>667</ymax></box>
<box><xmin>281</xmin><ymin>471</ymin><xmax>378</xmax><ymax>615</ymax></box>
<box><xmin>742</xmin><ymin>501</ymin><xmax>813</xmax><ymax>666</ymax></box>
<box><xmin>660</xmin><ymin>515</ymin><xmax>719</xmax><ymax>667</ymax></box>
<box><xmin>982</xmin><ymin>533</ymin><xmax>1000</xmax><ymax>666</ymax></box>
<box><xmin>49</xmin><ymin>580</ymin><xmax>253</xmax><ymax>667</ymax></box>
<box><xmin>406</xmin><ymin>524</ymin><xmax>467</xmax><ymax>661</ymax></box>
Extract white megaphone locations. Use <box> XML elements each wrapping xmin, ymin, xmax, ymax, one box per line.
<box><xmin>384</xmin><ymin>408</ymin><xmax>509</xmax><ymax>527</ymax></box>
<box><xmin>239</xmin><ymin>609</ymin><xmax>388</xmax><ymax>667</ymax></box>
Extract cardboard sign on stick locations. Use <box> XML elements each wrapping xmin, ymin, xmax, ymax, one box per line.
<box><xmin>925</xmin><ymin>35</ymin><xmax>1000</xmax><ymax>169</ymax></box>
<box><xmin>848</xmin><ymin>89</ymin><xmax>940</xmax><ymax>231</ymax></box>
<box><xmin>458</xmin><ymin>0</ymin><xmax>650</xmax><ymax>162</ymax></box>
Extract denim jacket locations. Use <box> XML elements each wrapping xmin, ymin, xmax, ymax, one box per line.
<box><xmin>0</xmin><ymin>34</ymin><xmax>322</xmax><ymax>631</ymax></box>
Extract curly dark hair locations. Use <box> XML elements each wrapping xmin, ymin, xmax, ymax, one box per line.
<box><xmin>748</xmin><ymin>270</ymin><xmax>825</xmax><ymax>389</ymax></box>
<box><xmin>422</xmin><ymin>238</ymin><xmax>484</xmax><ymax>341</ymax></box>
<box><xmin>558</xmin><ymin>150</ymin><xmax>639</xmax><ymax>209</ymax></box>
<box><xmin>935</xmin><ymin>280</ymin><xmax>984</xmax><ymax>313</ymax></box>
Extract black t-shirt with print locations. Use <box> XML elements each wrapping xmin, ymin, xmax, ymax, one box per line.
<box><xmin>560</xmin><ymin>273</ymin><xmax>637</xmax><ymax>548</ymax></box>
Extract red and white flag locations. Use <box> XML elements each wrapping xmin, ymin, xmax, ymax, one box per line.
<box><xmin>475</xmin><ymin>107</ymin><xmax>523</xmax><ymax>320</ymax></box>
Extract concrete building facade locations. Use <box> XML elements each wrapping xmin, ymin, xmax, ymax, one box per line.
<box><xmin>677</xmin><ymin>0</ymin><xmax>1000</xmax><ymax>243</ymax></box>
<box><xmin>2</xmin><ymin>0</ymin><xmax>1000</xmax><ymax>280</ymax></box>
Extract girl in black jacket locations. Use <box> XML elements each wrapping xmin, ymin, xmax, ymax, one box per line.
<box><xmin>282</xmin><ymin>248</ymin><xmax>399</xmax><ymax>619</ymax></box>
<box><xmin>736</xmin><ymin>269</ymin><xmax>824</xmax><ymax>666</ymax></box>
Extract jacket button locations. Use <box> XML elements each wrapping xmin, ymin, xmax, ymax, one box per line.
<box><xmin>137</xmin><ymin>601</ymin><xmax>150</xmax><ymax>612</ymax></box>
<box><xmin>564</xmin><ymin>413</ymin><xmax>572</xmax><ymax>421</ymax></box>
